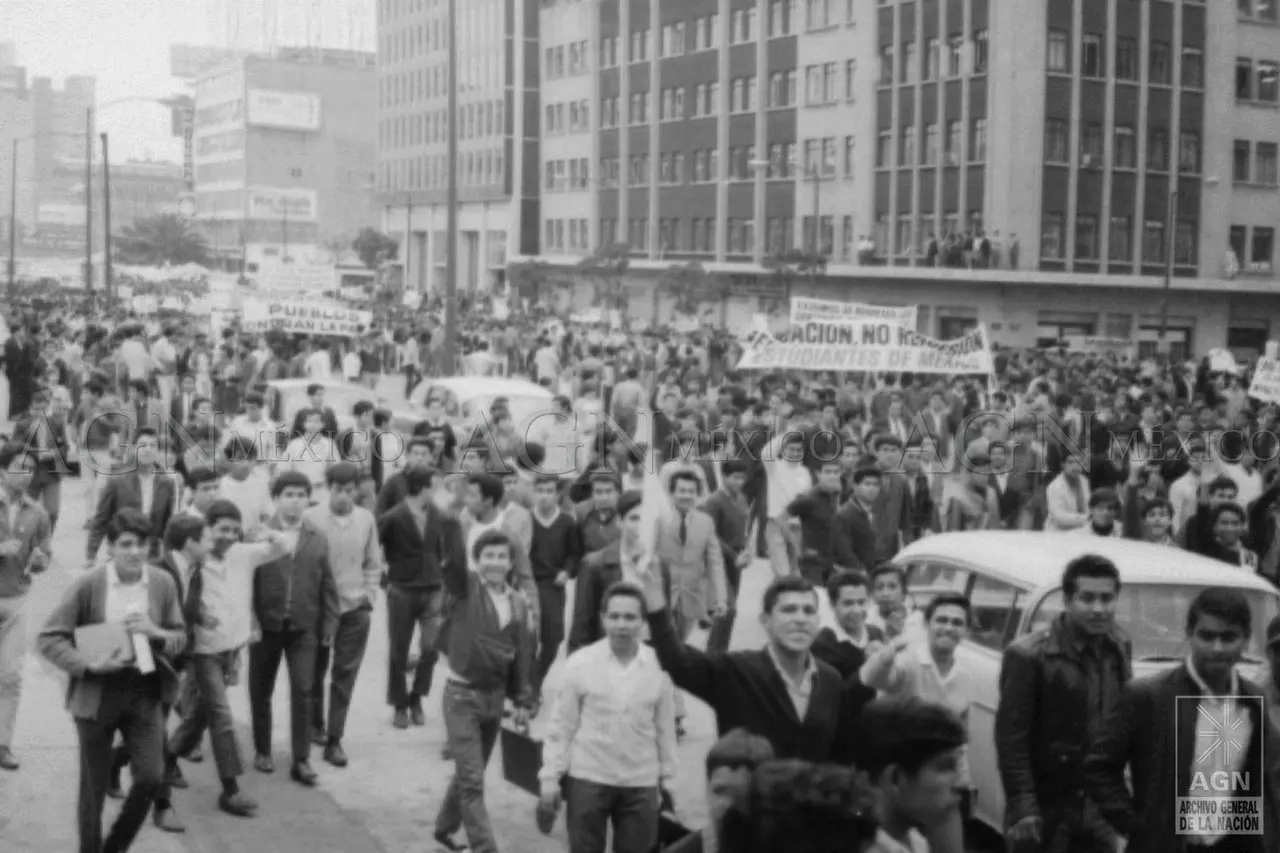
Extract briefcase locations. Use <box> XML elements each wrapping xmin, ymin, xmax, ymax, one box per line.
<box><xmin>655</xmin><ymin>813</ymin><xmax>692</xmax><ymax>850</ymax></box>
<box><xmin>500</xmin><ymin>723</ymin><xmax>543</xmax><ymax>797</ymax></box>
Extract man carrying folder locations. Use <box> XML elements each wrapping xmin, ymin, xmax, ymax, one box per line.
<box><xmin>38</xmin><ymin>508</ymin><xmax>188</xmax><ymax>853</ymax></box>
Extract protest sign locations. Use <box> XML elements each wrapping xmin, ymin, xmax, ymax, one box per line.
<box><xmin>736</xmin><ymin>321</ymin><xmax>994</xmax><ymax>374</ymax></box>
<box><xmin>790</xmin><ymin>297</ymin><xmax>918</xmax><ymax>329</ymax></box>
<box><xmin>1249</xmin><ymin>357</ymin><xmax>1280</xmax><ymax>404</ymax></box>
<box><xmin>1208</xmin><ymin>347</ymin><xmax>1241</xmax><ymax>375</ymax></box>
<box><xmin>241</xmin><ymin>298</ymin><xmax>372</xmax><ymax>337</ymax></box>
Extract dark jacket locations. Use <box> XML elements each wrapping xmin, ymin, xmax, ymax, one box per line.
<box><xmin>569</xmin><ymin>541</ymin><xmax>671</xmax><ymax>653</ymax></box>
<box><xmin>375</xmin><ymin>471</ymin><xmax>411</xmax><ymax>518</ymax></box>
<box><xmin>834</xmin><ymin>500</ymin><xmax>879</xmax><ymax>572</ymax></box>
<box><xmin>252</xmin><ymin>517</ymin><xmax>340</xmax><ymax>640</ymax></box>
<box><xmin>646</xmin><ymin>605</ymin><xmax>857</xmax><ymax>764</ymax></box>
<box><xmin>787</xmin><ymin>487</ymin><xmax>857</xmax><ymax>579</ymax></box>
<box><xmin>377</xmin><ymin>500</ymin><xmax>459</xmax><ymax>590</ymax></box>
<box><xmin>994</xmin><ymin>614</ymin><xmax>1132</xmax><ymax>827</ymax></box>
<box><xmin>86</xmin><ymin>469</ymin><xmax>178</xmax><ymax>560</ymax></box>
<box><xmin>1083</xmin><ymin>664</ymin><xmax>1273</xmax><ymax>853</ymax></box>
<box><xmin>434</xmin><ymin>545</ymin><xmax>535</xmax><ymax>706</ymax></box>
<box><xmin>701</xmin><ymin>488</ymin><xmax>751</xmax><ymax>592</ymax></box>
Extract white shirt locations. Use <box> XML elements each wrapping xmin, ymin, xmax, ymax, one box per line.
<box><xmin>220</xmin><ymin>470</ymin><xmax>273</xmax><ymax>537</ymax></box>
<box><xmin>137</xmin><ymin>473</ymin><xmax>155</xmax><ymax>517</ymax></box>
<box><xmin>305</xmin><ymin>350</ymin><xmax>332</xmax><ymax>380</ymax></box>
<box><xmin>229</xmin><ymin>414</ymin><xmax>283</xmax><ymax>459</ymax></box>
<box><xmin>105</xmin><ymin>562</ymin><xmax>151</xmax><ymax>625</ymax></box>
<box><xmin>284</xmin><ymin>436</ymin><xmax>335</xmax><ymax>486</ymax></box>
<box><xmin>487</xmin><ymin>584</ymin><xmax>513</xmax><ymax>628</ymax></box>
<box><xmin>151</xmin><ymin>337</ymin><xmax>177</xmax><ymax>374</ymax></box>
<box><xmin>194</xmin><ymin>541</ymin><xmax>281</xmax><ymax>653</ymax></box>
<box><xmin>342</xmin><ymin>350</ymin><xmax>362</xmax><ymax>381</ymax></box>
<box><xmin>118</xmin><ymin>339</ymin><xmax>151</xmax><ymax>380</ymax></box>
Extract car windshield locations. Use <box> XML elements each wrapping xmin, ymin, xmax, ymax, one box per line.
<box><xmin>1026</xmin><ymin>583</ymin><xmax>1280</xmax><ymax>664</ymax></box>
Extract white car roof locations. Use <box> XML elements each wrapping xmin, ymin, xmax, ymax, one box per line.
<box><xmin>895</xmin><ymin>531</ymin><xmax>1278</xmax><ymax>594</ymax></box>
<box><xmin>423</xmin><ymin>376</ymin><xmax>554</xmax><ymax>402</ymax></box>
<box><xmin>266</xmin><ymin>379</ymin><xmax>365</xmax><ymax>391</ymax></box>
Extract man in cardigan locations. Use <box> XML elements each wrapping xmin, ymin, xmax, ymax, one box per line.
<box><xmin>636</xmin><ymin>562</ymin><xmax>857</xmax><ymax>764</ymax></box>
<box><xmin>432</xmin><ymin>529</ymin><xmax>535</xmax><ymax>853</ymax></box>
<box><xmin>38</xmin><ymin>508</ymin><xmax>188</xmax><ymax>853</ymax></box>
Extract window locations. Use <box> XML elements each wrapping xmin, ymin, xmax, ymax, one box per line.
<box><xmin>1075</xmin><ymin>215</ymin><xmax>1099</xmax><ymax>260</ymax></box>
<box><xmin>1114</xmin><ymin>126</ymin><xmax>1136</xmax><ymax>169</ymax></box>
<box><xmin>1048</xmin><ymin>29</ymin><xmax>1069</xmax><ymax>72</ymax></box>
<box><xmin>1142</xmin><ymin>42</ymin><xmax>1168</xmax><ymax>87</ymax></box>
<box><xmin>879</xmin><ymin>45</ymin><xmax>895</xmax><ymax>85</ymax></box>
<box><xmin>1174</xmin><ymin>220</ymin><xmax>1197</xmax><ymax>266</ymax></box>
<box><xmin>877</xmin><ymin>130</ymin><xmax>892</xmax><ymax>167</ymax></box>
<box><xmin>1181</xmin><ymin>47</ymin><xmax>1203</xmax><ymax>88</ymax></box>
<box><xmin>1260</xmin><ymin>61</ymin><xmax>1280</xmax><ymax>102</ymax></box>
<box><xmin>630</xmin><ymin>29</ymin><xmax>649</xmax><ymax>62</ymax></box>
<box><xmin>1179</xmin><ymin>132</ymin><xmax>1201</xmax><ymax>173</ymax></box>
<box><xmin>1116</xmin><ymin>38</ymin><xmax>1138</xmax><ymax>81</ymax></box>
<box><xmin>1259</xmin><ymin>143</ymin><xmax>1279</xmax><ymax>185</ymax></box>
<box><xmin>967</xmin><ymin>575</ymin><xmax>1023</xmax><ymax>651</ymax></box>
<box><xmin>1147</xmin><ymin>128</ymin><xmax>1169</xmax><ymax>171</ymax></box>
<box><xmin>902</xmin><ymin>41</ymin><xmax>917</xmax><ymax>83</ymax></box>
<box><xmin>1109</xmin><ymin>216</ymin><xmax>1132</xmax><ymax>261</ymax></box>
<box><xmin>806</xmin><ymin>0</ymin><xmax>832</xmax><ymax>30</ymax></box>
<box><xmin>1082</xmin><ymin>34</ymin><xmax>1102</xmax><ymax>78</ymax></box>
<box><xmin>1238</xmin><ymin>58</ymin><xmax>1255</xmax><ymax>100</ymax></box>
<box><xmin>802</xmin><ymin>139</ymin><xmax>818</xmax><ymax>174</ymax></box>
<box><xmin>946</xmin><ymin>120</ymin><xmax>962</xmax><ymax>165</ymax></box>
<box><xmin>970</xmin><ymin>119</ymin><xmax>987</xmax><ymax>162</ymax></box>
<box><xmin>947</xmin><ymin>36</ymin><xmax>963</xmax><ymax>77</ymax></box>
<box><xmin>1235</xmin><ymin>140</ymin><xmax>1253</xmax><ymax>182</ymax></box>
<box><xmin>821</xmin><ymin>138</ymin><xmax>836</xmax><ymax>176</ymax></box>
<box><xmin>923</xmin><ymin>123</ymin><xmax>938</xmax><ymax>165</ymax></box>
<box><xmin>924</xmin><ymin>38</ymin><xmax>939</xmax><ymax>80</ymax></box>
<box><xmin>1080</xmin><ymin>123</ymin><xmax>1103</xmax><ymax>167</ymax></box>
<box><xmin>972</xmin><ymin>30</ymin><xmax>988</xmax><ymax>73</ymax></box>
<box><xmin>1231</xmin><ymin>224</ymin><xmax>1249</xmax><ymax>264</ymax></box>
<box><xmin>896</xmin><ymin>215</ymin><xmax>913</xmax><ymax>255</ymax></box>
<box><xmin>1254</xmin><ymin>227</ymin><xmax>1276</xmax><ymax>268</ymax></box>
<box><xmin>1041</xmin><ymin>213</ymin><xmax>1065</xmax><ymax>259</ymax></box>
<box><xmin>844</xmin><ymin>135</ymin><xmax>855</xmax><ymax>176</ymax></box>
<box><xmin>1143</xmin><ymin>220</ymin><xmax>1165</xmax><ymax>264</ymax></box>
<box><xmin>660</xmin><ymin>22</ymin><xmax>686</xmax><ymax>58</ymax></box>
<box><xmin>1045</xmin><ymin>120</ymin><xmax>1069</xmax><ymax>163</ymax></box>
<box><xmin>900</xmin><ymin>125</ymin><xmax>915</xmax><ymax>165</ymax></box>
<box><xmin>846</xmin><ymin>59</ymin><xmax>857</xmax><ymax>100</ymax></box>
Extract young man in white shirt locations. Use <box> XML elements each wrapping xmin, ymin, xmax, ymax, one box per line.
<box><xmin>278</xmin><ymin>410</ymin><xmax>337</xmax><ymax>503</ymax></box>
<box><xmin>538</xmin><ymin>582</ymin><xmax>677</xmax><ymax>853</ymax></box>
<box><xmin>228</xmin><ymin>392</ymin><xmax>282</xmax><ymax>464</ymax></box>
<box><xmin>220</xmin><ymin>436</ymin><xmax>273</xmax><ymax>539</ymax></box>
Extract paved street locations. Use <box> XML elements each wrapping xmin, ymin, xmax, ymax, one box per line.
<box><xmin>0</xmin><ymin>475</ymin><xmax>735</xmax><ymax>853</ymax></box>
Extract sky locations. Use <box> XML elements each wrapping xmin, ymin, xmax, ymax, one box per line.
<box><xmin>0</xmin><ymin>0</ymin><xmax>213</xmax><ymax>163</ymax></box>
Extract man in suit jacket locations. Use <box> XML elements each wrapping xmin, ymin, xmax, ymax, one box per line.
<box><xmin>4</xmin><ymin>324</ymin><xmax>39</xmax><ymax>419</ymax></box>
<box><xmin>656</xmin><ymin>469</ymin><xmax>728</xmax><ymax>641</ymax></box>
<box><xmin>38</xmin><ymin>508</ymin><xmax>188</xmax><ymax>853</ymax></box>
<box><xmin>86</xmin><ymin>428</ymin><xmax>177</xmax><ymax>565</ymax></box>
<box><xmin>290</xmin><ymin>383</ymin><xmax>339</xmax><ymax>441</ymax></box>
<box><xmin>1084</xmin><ymin>587</ymin><xmax>1277</xmax><ymax>853</ymax></box>
<box><xmin>248</xmin><ymin>472</ymin><xmax>340</xmax><ymax>786</ymax></box>
<box><xmin>868</xmin><ymin>436</ymin><xmax>913</xmax><ymax>562</ymax></box>
<box><xmin>168</xmin><ymin>375</ymin><xmax>199</xmax><ymax>441</ymax></box>
<box><xmin>987</xmin><ymin>441</ymin><xmax>1030</xmax><ymax>530</ymax></box>
<box><xmin>11</xmin><ymin>386</ymin><xmax>73</xmax><ymax>530</ymax></box>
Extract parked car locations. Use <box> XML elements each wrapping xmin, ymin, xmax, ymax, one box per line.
<box><xmin>263</xmin><ymin>378</ymin><xmax>416</xmax><ymax>444</ymax></box>
<box><xmin>406</xmin><ymin>376</ymin><xmax>555</xmax><ymax>442</ymax></box>
<box><xmin>891</xmin><ymin>531</ymin><xmax>1280</xmax><ymax>833</ymax></box>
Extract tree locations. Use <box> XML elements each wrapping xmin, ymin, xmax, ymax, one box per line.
<box><xmin>507</xmin><ymin>258</ymin><xmax>559</xmax><ymax>304</ymax></box>
<box><xmin>352</xmin><ymin>227</ymin><xmax>399</xmax><ymax>270</ymax></box>
<box><xmin>114</xmin><ymin>214</ymin><xmax>211</xmax><ymax>267</ymax></box>
<box><xmin>762</xmin><ymin>248</ymin><xmax>827</xmax><ymax>316</ymax></box>
<box><xmin>658</xmin><ymin>261</ymin><xmax>717</xmax><ymax>316</ymax></box>
<box><xmin>576</xmin><ymin>242</ymin><xmax>631</xmax><ymax>309</ymax></box>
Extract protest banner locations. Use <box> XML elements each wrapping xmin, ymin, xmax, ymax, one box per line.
<box><xmin>790</xmin><ymin>296</ymin><xmax>918</xmax><ymax>329</ymax></box>
<box><xmin>1249</xmin><ymin>357</ymin><xmax>1280</xmax><ymax>404</ymax></box>
<box><xmin>736</xmin><ymin>321</ymin><xmax>995</xmax><ymax>374</ymax></box>
<box><xmin>241</xmin><ymin>297</ymin><xmax>372</xmax><ymax>337</ymax></box>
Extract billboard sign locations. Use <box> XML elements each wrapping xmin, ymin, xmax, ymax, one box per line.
<box><xmin>246</xmin><ymin>187</ymin><xmax>317</xmax><ymax>221</ymax></box>
<box><xmin>170</xmin><ymin>44</ymin><xmax>249</xmax><ymax>80</ymax></box>
<box><xmin>37</xmin><ymin>203</ymin><xmax>87</xmax><ymax>227</ymax></box>
<box><xmin>246</xmin><ymin>89</ymin><xmax>321</xmax><ymax>131</ymax></box>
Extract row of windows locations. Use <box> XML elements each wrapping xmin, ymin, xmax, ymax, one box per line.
<box><xmin>1046</xmin><ymin>30</ymin><xmax>1203</xmax><ymax>88</ymax></box>
<box><xmin>1233</xmin><ymin>140</ymin><xmax>1280</xmax><ymax>186</ymax></box>
<box><xmin>378</xmin><ymin>100</ymin><xmax>505</xmax><ymax>149</ymax></box>
<box><xmin>1040</xmin><ymin>215</ymin><xmax>1197</xmax><ymax>266</ymax></box>
<box><xmin>1238</xmin><ymin>0</ymin><xmax>1280</xmax><ymax>23</ymax></box>
<box><xmin>545</xmin><ymin>100</ymin><xmax>590</xmax><ymax>135</ymax></box>
<box><xmin>586</xmin><ymin>214</ymin><xmax>865</xmax><ymax>262</ymax></box>
<box><xmin>377</xmin><ymin>148</ymin><xmax>505</xmax><ymax>191</ymax></box>
<box><xmin>872</xmin><ymin>212</ymin><xmax>986</xmax><ymax>258</ymax></box>
<box><xmin>544</xmin><ymin>41</ymin><xmax>590</xmax><ymax>80</ymax></box>
<box><xmin>544</xmin><ymin>158</ymin><xmax>590</xmax><ymax>192</ymax></box>
<box><xmin>592</xmin><ymin>142</ymin><xmax>808</xmax><ymax>188</ymax></box>
<box><xmin>878</xmin><ymin>32</ymin><xmax>987</xmax><ymax>86</ymax></box>
<box><xmin>1044</xmin><ymin>122</ymin><xmax>1200</xmax><ymax>173</ymax></box>
<box><xmin>875</xmin><ymin>120</ymin><xmax>987</xmax><ymax>168</ymax></box>
<box><xmin>1235</xmin><ymin>58</ymin><xmax>1280</xmax><ymax>103</ymax></box>
<box><xmin>544</xmin><ymin>218</ymin><xmax>590</xmax><ymax>253</ymax></box>
<box><xmin>1228</xmin><ymin>224</ymin><xmax>1276</xmax><ymax>273</ymax></box>
<box><xmin>379</xmin><ymin>3</ymin><xmax>505</xmax><ymax>63</ymax></box>
<box><xmin>379</xmin><ymin>53</ymin><xmax>502</xmax><ymax>108</ymax></box>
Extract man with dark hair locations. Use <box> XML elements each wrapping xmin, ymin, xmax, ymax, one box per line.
<box><xmin>303</xmin><ymin>462</ymin><xmax>383</xmax><ymax>767</ymax></box>
<box><xmin>811</xmin><ymin>570</ymin><xmax>883</xmax><ymax>682</ymax></box>
<box><xmin>719</xmin><ymin>760</ymin><xmax>878</xmax><ymax>853</ymax></box>
<box><xmin>376</xmin><ymin>436</ymin><xmax>438</xmax><ymax>516</ymax></box>
<box><xmin>664</xmin><ymin>729</ymin><xmax>776</xmax><ymax>853</ymax></box>
<box><xmin>869</xmin><ymin>434</ymin><xmax>913</xmax><ymax>562</ymax></box>
<box><xmin>852</xmin><ymin>697</ymin><xmax>969</xmax><ymax>853</ymax></box>
<box><xmin>11</xmin><ymin>386</ymin><xmax>72</xmax><ymax>531</ymax></box>
<box><xmin>378</xmin><ymin>465</ymin><xmax>464</xmax><ymax>729</ymax></box>
<box><xmin>1085</xmin><ymin>587</ymin><xmax>1272</xmax><ymax>853</ymax></box>
<box><xmin>528</xmin><ymin>473</ymin><xmax>582</xmax><ymax>699</ymax></box>
<box><xmin>996</xmin><ymin>554</ymin><xmax>1131</xmax><ymax>853</ymax></box>
<box><xmin>291</xmin><ymin>383</ymin><xmax>338</xmax><ymax>441</ymax></box>
<box><xmin>460</xmin><ymin>471</ymin><xmax>540</xmax><ymax>628</ymax></box>
<box><xmin>87</xmin><ymin>426</ymin><xmax>177</xmax><ymax>564</ymax></box>
<box><xmin>249</xmin><ymin>472</ymin><xmax>339</xmax><ymax>785</ymax></box>
<box><xmin>701</xmin><ymin>458</ymin><xmax>752</xmax><ymax>653</ymax></box>
<box><xmin>0</xmin><ymin>443</ymin><xmax>51</xmax><ymax>772</ymax></box>
<box><xmin>39</xmin><ymin>508</ymin><xmax>188</xmax><ymax>853</ymax></box>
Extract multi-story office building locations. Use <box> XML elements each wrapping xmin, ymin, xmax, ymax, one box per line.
<box><xmin>191</xmin><ymin>49</ymin><xmax>378</xmax><ymax>268</ymax></box>
<box><xmin>530</xmin><ymin>0</ymin><xmax>1280</xmax><ymax>356</ymax></box>
<box><xmin>100</xmin><ymin>159</ymin><xmax>188</xmax><ymax>231</ymax></box>
<box><xmin>375</xmin><ymin>0</ymin><xmax>538</xmax><ymax>294</ymax></box>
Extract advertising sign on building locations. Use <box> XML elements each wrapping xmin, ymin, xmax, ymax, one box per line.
<box><xmin>246</xmin><ymin>89</ymin><xmax>322</xmax><ymax>131</ymax></box>
<box><xmin>241</xmin><ymin>298</ymin><xmax>371</xmax><ymax>337</ymax></box>
<box><xmin>247</xmin><ymin>187</ymin><xmax>317</xmax><ymax>221</ymax></box>
<box><xmin>37</xmin><ymin>203</ymin><xmax>87</xmax><ymax>227</ymax></box>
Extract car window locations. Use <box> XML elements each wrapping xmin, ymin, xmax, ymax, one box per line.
<box><xmin>968</xmin><ymin>574</ymin><xmax>1025</xmax><ymax>652</ymax></box>
<box><xmin>1027</xmin><ymin>584</ymin><xmax>1280</xmax><ymax>663</ymax></box>
<box><xmin>904</xmin><ymin>560</ymin><xmax>973</xmax><ymax>612</ymax></box>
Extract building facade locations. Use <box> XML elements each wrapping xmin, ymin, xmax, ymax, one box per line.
<box><xmin>191</xmin><ymin>49</ymin><xmax>378</xmax><ymax>268</ymax></box>
<box><xmin>375</xmin><ymin>0</ymin><xmax>537</xmax><ymax>295</ymax></box>
<box><xmin>524</xmin><ymin>0</ymin><xmax>1280</xmax><ymax>358</ymax></box>
<box><xmin>100</xmin><ymin>159</ymin><xmax>187</xmax><ymax>232</ymax></box>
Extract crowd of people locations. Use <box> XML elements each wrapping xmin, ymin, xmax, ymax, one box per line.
<box><xmin>1</xmin><ymin>293</ymin><xmax>1280</xmax><ymax>853</ymax></box>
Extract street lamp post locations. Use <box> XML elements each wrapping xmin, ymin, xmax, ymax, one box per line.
<box><xmin>101</xmin><ymin>133</ymin><xmax>113</xmax><ymax>303</ymax></box>
<box><xmin>6</xmin><ymin>138</ymin><xmax>16</xmax><ymax>296</ymax></box>
<box><xmin>84</xmin><ymin>107</ymin><xmax>92</xmax><ymax>294</ymax></box>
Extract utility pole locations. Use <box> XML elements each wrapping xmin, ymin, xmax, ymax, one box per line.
<box><xmin>85</xmin><ymin>107</ymin><xmax>93</xmax><ymax>295</ymax></box>
<box><xmin>1160</xmin><ymin>181</ymin><xmax>1177</xmax><ymax>355</ymax></box>
<box><xmin>810</xmin><ymin>166</ymin><xmax>821</xmax><ymax>286</ymax></box>
<box><xmin>101</xmin><ymin>133</ymin><xmax>113</xmax><ymax>304</ymax></box>
<box><xmin>443</xmin><ymin>0</ymin><xmax>458</xmax><ymax>375</ymax></box>
<box><xmin>405</xmin><ymin>192</ymin><xmax>413</xmax><ymax>292</ymax></box>
<box><xmin>7</xmin><ymin>138</ymin><xmax>16</xmax><ymax>297</ymax></box>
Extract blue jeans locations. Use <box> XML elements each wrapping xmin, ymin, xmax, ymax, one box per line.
<box><xmin>565</xmin><ymin>777</ymin><xmax>659</xmax><ymax>853</ymax></box>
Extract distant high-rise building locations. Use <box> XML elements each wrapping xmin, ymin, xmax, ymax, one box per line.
<box><xmin>208</xmin><ymin>0</ymin><xmax>374</xmax><ymax>55</ymax></box>
<box><xmin>0</xmin><ymin>42</ymin><xmax>16</xmax><ymax>67</ymax></box>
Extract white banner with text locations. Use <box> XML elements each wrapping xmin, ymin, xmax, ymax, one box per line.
<box><xmin>737</xmin><ymin>322</ymin><xmax>995</xmax><ymax>373</ymax></box>
<box><xmin>790</xmin><ymin>297</ymin><xmax>918</xmax><ymax>329</ymax></box>
<box><xmin>241</xmin><ymin>298</ymin><xmax>372</xmax><ymax>337</ymax></box>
